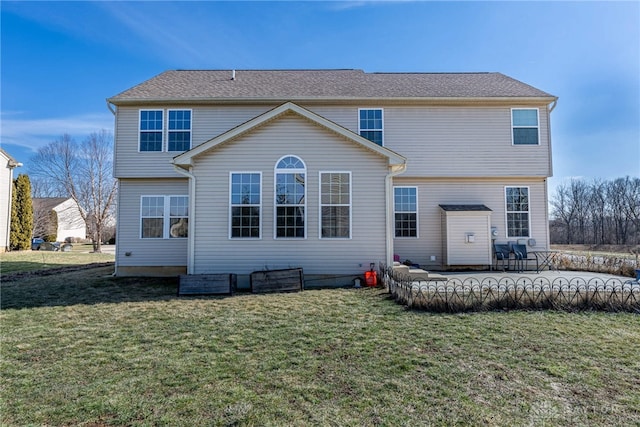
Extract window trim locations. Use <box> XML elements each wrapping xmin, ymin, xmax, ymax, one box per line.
<box><xmin>139</xmin><ymin>195</ymin><xmax>189</xmax><ymax>239</ymax></box>
<box><xmin>511</xmin><ymin>108</ymin><xmax>540</xmax><ymax>146</ymax></box>
<box><xmin>504</xmin><ymin>186</ymin><xmax>531</xmax><ymax>238</ymax></box>
<box><xmin>393</xmin><ymin>186</ymin><xmax>419</xmax><ymax>239</ymax></box>
<box><xmin>274</xmin><ymin>155</ymin><xmax>307</xmax><ymax>240</ymax></box>
<box><xmin>167</xmin><ymin>109</ymin><xmax>193</xmax><ymax>152</ymax></box>
<box><xmin>229</xmin><ymin>171</ymin><xmax>262</xmax><ymax>240</ymax></box>
<box><xmin>318</xmin><ymin>171</ymin><xmax>352</xmax><ymax>240</ymax></box>
<box><xmin>138</xmin><ymin>108</ymin><xmax>193</xmax><ymax>153</ymax></box>
<box><xmin>138</xmin><ymin>109</ymin><xmax>164</xmax><ymax>152</ymax></box>
<box><xmin>358</xmin><ymin>108</ymin><xmax>384</xmax><ymax>146</ymax></box>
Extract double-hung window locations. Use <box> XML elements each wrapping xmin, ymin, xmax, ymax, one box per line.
<box><xmin>505</xmin><ymin>186</ymin><xmax>530</xmax><ymax>237</ymax></box>
<box><xmin>511</xmin><ymin>108</ymin><xmax>539</xmax><ymax>145</ymax></box>
<box><xmin>275</xmin><ymin>156</ymin><xmax>306</xmax><ymax>238</ymax></box>
<box><xmin>359</xmin><ymin>108</ymin><xmax>383</xmax><ymax>146</ymax></box>
<box><xmin>230</xmin><ymin>172</ymin><xmax>261</xmax><ymax>238</ymax></box>
<box><xmin>168</xmin><ymin>110</ymin><xmax>192</xmax><ymax>152</ymax></box>
<box><xmin>320</xmin><ymin>172</ymin><xmax>351</xmax><ymax>239</ymax></box>
<box><xmin>139</xmin><ymin>110</ymin><xmax>163</xmax><ymax>151</ymax></box>
<box><xmin>140</xmin><ymin>195</ymin><xmax>188</xmax><ymax>238</ymax></box>
<box><xmin>139</xmin><ymin>109</ymin><xmax>192</xmax><ymax>152</ymax></box>
<box><xmin>394</xmin><ymin>187</ymin><xmax>418</xmax><ymax>238</ymax></box>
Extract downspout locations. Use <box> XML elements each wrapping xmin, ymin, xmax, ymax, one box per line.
<box><xmin>173</xmin><ymin>164</ymin><xmax>196</xmax><ymax>274</ymax></box>
<box><xmin>385</xmin><ymin>162</ymin><xmax>407</xmax><ymax>269</ymax></box>
<box><xmin>546</xmin><ymin>98</ymin><xmax>558</xmax><ymax>251</ymax></box>
<box><xmin>106</xmin><ymin>100</ymin><xmax>118</xmax><ymax>273</ymax></box>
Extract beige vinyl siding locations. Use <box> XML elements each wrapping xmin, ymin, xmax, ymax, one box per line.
<box><xmin>441</xmin><ymin>211</ymin><xmax>492</xmax><ymax>266</ymax></box>
<box><xmin>116</xmin><ymin>178</ymin><xmax>188</xmax><ymax>268</ymax></box>
<box><xmin>392</xmin><ymin>178</ymin><xmax>548</xmax><ymax>269</ymax></box>
<box><xmin>190</xmin><ymin>112</ymin><xmax>389</xmax><ymax>276</ymax></box>
<box><xmin>115</xmin><ymin>103</ymin><xmax>551</xmax><ymax>179</ymax></box>
<box><xmin>384</xmin><ymin>106</ymin><xmax>550</xmax><ymax>177</ymax></box>
<box><xmin>114</xmin><ymin>106</ymin><xmax>273</xmax><ymax>178</ymax></box>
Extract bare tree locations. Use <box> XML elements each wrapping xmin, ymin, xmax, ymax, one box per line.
<box><xmin>551</xmin><ymin>176</ymin><xmax>640</xmax><ymax>246</ymax></box>
<box><xmin>551</xmin><ymin>182</ymin><xmax>577</xmax><ymax>244</ymax></box>
<box><xmin>623</xmin><ymin>177</ymin><xmax>640</xmax><ymax>244</ymax></box>
<box><xmin>30</xmin><ymin>131</ymin><xmax>117</xmax><ymax>252</ymax></box>
<box><xmin>589</xmin><ymin>179</ymin><xmax>607</xmax><ymax>244</ymax></box>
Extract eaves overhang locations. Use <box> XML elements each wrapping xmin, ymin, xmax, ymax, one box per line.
<box><xmin>107</xmin><ymin>95</ymin><xmax>558</xmax><ymax>107</ymax></box>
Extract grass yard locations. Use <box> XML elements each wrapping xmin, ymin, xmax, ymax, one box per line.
<box><xmin>0</xmin><ymin>246</ymin><xmax>114</xmax><ymax>274</ymax></box>
<box><xmin>1</xmin><ymin>266</ymin><xmax>640</xmax><ymax>426</ymax></box>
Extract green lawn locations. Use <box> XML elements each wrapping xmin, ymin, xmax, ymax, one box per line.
<box><xmin>0</xmin><ymin>247</ymin><xmax>114</xmax><ymax>274</ymax></box>
<box><xmin>1</xmin><ymin>266</ymin><xmax>639</xmax><ymax>426</ymax></box>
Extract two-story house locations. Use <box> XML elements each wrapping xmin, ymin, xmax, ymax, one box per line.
<box><xmin>107</xmin><ymin>69</ymin><xmax>557</xmax><ymax>286</ymax></box>
<box><xmin>1</xmin><ymin>148</ymin><xmax>22</xmax><ymax>252</ymax></box>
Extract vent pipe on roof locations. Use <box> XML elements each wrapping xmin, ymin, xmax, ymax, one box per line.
<box><xmin>231</xmin><ymin>70</ymin><xmax>236</xmax><ymax>80</ymax></box>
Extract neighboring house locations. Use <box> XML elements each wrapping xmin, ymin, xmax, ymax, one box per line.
<box><xmin>32</xmin><ymin>197</ymin><xmax>86</xmax><ymax>242</ymax></box>
<box><xmin>0</xmin><ymin>148</ymin><xmax>22</xmax><ymax>252</ymax></box>
<box><xmin>107</xmin><ymin>69</ymin><xmax>557</xmax><ymax>285</ymax></box>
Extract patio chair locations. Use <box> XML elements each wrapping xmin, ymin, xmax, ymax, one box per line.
<box><xmin>493</xmin><ymin>244</ymin><xmax>512</xmax><ymax>271</ymax></box>
<box><xmin>512</xmin><ymin>244</ymin><xmax>539</xmax><ymax>272</ymax></box>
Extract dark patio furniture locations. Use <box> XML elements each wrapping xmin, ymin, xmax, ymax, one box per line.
<box><xmin>530</xmin><ymin>250</ymin><xmax>559</xmax><ymax>273</ymax></box>
<box><xmin>493</xmin><ymin>244</ymin><xmax>512</xmax><ymax>271</ymax></box>
<box><xmin>512</xmin><ymin>244</ymin><xmax>539</xmax><ymax>272</ymax></box>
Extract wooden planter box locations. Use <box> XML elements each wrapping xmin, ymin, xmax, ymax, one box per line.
<box><xmin>250</xmin><ymin>268</ymin><xmax>304</xmax><ymax>294</ymax></box>
<box><xmin>178</xmin><ymin>274</ymin><xmax>236</xmax><ymax>296</ymax></box>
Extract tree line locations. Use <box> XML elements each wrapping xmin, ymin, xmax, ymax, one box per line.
<box><xmin>550</xmin><ymin>176</ymin><xmax>640</xmax><ymax>245</ymax></box>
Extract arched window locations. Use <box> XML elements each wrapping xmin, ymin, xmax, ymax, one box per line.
<box><xmin>275</xmin><ymin>156</ymin><xmax>306</xmax><ymax>238</ymax></box>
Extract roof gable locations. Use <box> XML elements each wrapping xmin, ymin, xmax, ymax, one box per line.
<box><xmin>32</xmin><ymin>197</ymin><xmax>73</xmax><ymax>211</ymax></box>
<box><xmin>173</xmin><ymin>102</ymin><xmax>406</xmax><ymax>168</ymax></box>
<box><xmin>109</xmin><ymin>69</ymin><xmax>556</xmax><ymax>104</ymax></box>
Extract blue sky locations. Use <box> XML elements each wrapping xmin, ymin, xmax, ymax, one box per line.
<box><xmin>1</xmin><ymin>1</ymin><xmax>639</xmax><ymax>191</ymax></box>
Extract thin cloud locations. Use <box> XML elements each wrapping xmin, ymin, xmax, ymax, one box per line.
<box><xmin>0</xmin><ymin>112</ymin><xmax>114</xmax><ymax>151</ymax></box>
<box><xmin>96</xmin><ymin>2</ymin><xmax>229</xmax><ymax>66</ymax></box>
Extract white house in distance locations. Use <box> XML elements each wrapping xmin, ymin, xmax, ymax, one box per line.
<box><xmin>0</xmin><ymin>148</ymin><xmax>22</xmax><ymax>252</ymax></box>
<box><xmin>32</xmin><ymin>197</ymin><xmax>86</xmax><ymax>242</ymax></box>
<box><xmin>107</xmin><ymin>69</ymin><xmax>557</xmax><ymax>286</ymax></box>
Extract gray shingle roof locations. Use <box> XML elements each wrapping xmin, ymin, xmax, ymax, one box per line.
<box><xmin>32</xmin><ymin>197</ymin><xmax>71</xmax><ymax>211</ymax></box>
<box><xmin>439</xmin><ymin>204</ymin><xmax>493</xmax><ymax>212</ymax></box>
<box><xmin>109</xmin><ymin>69</ymin><xmax>555</xmax><ymax>103</ymax></box>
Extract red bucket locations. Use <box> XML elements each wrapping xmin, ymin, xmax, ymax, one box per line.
<box><xmin>364</xmin><ymin>270</ymin><xmax>378</xmax><ymax>287</ymax></box>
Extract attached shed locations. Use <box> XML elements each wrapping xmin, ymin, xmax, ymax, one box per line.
<box><xmin>439</xmin><ymin>205</ymin><xmax>492</xmax><ymax>267</ymax></box>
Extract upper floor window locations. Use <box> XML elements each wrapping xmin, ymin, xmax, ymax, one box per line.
<box><xmin>168</xmin><ymin>110</ymin><xmax>192</xmax><ymax>152</ymax></box>
<box><xmin>230</xmin><ymin>172</ymin><xmax>261</xmax><ymax>239</ymax></box>
<box><xmin>359</xmin><ymin>108</ymin><xmax>384</xmax><ymax>146</ymax></box>
<box><xmin>139</xmin><ymin>109</ymin><xmax>192</xmax><ymax>152</ymax></box>
<box><xmin>275</xmin><ymin>156</ymin><xmax>306</xmax><ymax>238</ymax></box>
<box><xmin>140</xmin><ymin>110</ymin><xmax>163</xmax><ymax>152</ymax></box>
<box><xmin>140</xmin><ymin>195</ymin><xmax>188</xmax><ymax>238</ymax></box>
<box><xmin>511</xmin><ymin>108</ymin><xmax>539</xmax><ymax>145</ymax></box>
<box><xmin>320</xmin><ymin>172</ymin><xmax>351</xmax><ymax>239</ymax></box>
<box><xmin>394</xmin><ymin>187</ymin><xmax>418</xmax><ymax>238</ymax></box>
<box><xmin>505</xmin><ymin>186</ymin><xmax>530</xmax><ymax>237</ymax></box>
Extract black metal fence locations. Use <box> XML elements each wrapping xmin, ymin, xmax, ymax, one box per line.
<box><xmin>381</xmin><ymin>265</ymin><xmax>640</xmax><ymax>313</ymax></box>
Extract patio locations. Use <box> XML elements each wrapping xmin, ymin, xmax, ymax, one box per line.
<box><xmin>382</xmin><ymin>267</ymin><xmax>640</xmax><ymax>313</ymax></box>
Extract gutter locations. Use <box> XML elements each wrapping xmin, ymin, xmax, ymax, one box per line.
<box><xmin>106</xmin><ymin>100</ymin><xmax>116</xmax><ymax>115</ymax></box>
<box><xmin>384</xmin><ymin>161</ymin><xmax>407</xmax><ymax>269</ymax></box>
<box><xmin>107</xmin><ymin>96</ymin><xmax>559</xmax><ymax>108</ymax></box>
<box><xmin>547</xmin><ymin>98</ymin><xmax>558</xmax><ymax>177</ymax></box>
<box><xmin>173</xmin><ymin>164</ymin><xmax>196</xmax><ymax>274</ymax></box>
